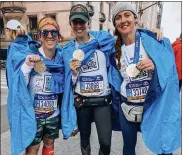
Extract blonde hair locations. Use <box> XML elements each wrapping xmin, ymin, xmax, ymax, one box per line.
<box><xmin>10</xmin><ymin>25</ymin><xmax>26</xmax><ymax>40</ymax></box>
<box><xmin>38</xmin><ymin>17</ymin><xmax>60</xmax><ymax>30</ymax></box>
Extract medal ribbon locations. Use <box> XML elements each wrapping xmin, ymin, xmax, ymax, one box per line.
<box><xmin>133</xmin><ymin>31</ymin><xmax>140</xmax><ymax>64</ymax></box>
<box><xmin>123</xmin><ymin>31</ymin><xmax>141</xmax><ymax>65</ymax></box>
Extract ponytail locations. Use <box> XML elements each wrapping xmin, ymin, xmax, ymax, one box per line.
<box><xmin>10</xmin><ymin>25</ymin><xmax>26</xmax><ymax>40</ymax></box>
<box><xmin>114</xmin><ymin>28</ymin><xmax>123</xmax><ymax>70</ymax></box>
<box><xmin>16</xmin><ymin>25</ymin><xmax>26</xmax><ymax>38</ymax></box>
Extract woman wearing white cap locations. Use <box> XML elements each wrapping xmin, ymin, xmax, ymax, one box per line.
<box><xmin>111</xmin><ymin>2</ymin><xmax>180</xmax><ymax>155</ymax></box>
<box><xmin>5</xmin><ymin>19</ymin><xmax>32</xmax><ymax>87</ymax></box>
<box><xmin>6</xmin><ymin>19</ymin><xmax>26</xmax><ymax>40</ymax></box>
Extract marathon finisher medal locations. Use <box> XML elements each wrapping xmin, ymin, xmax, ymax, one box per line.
<box><xmin>73</xmin><ymin>49</ymin><xmax>85</xmax><ymax>61</ymax></box>
<box><xmin>34</xmin><ymin>61</ymin><xmax>46</xmax><ymax>73</ymax></box>
<box><xmin>126</xmin><ymin>64</ymin><xmax>140</xmax><ymax>78</ymax></box>
<box><xmin>125</xmin><ymin>31</ymin><xmax>141</xmax><ymax>78</ymax></box>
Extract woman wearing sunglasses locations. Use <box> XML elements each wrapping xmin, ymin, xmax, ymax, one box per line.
<box><xmin>111</xmin><ymin>2</ymin><xmax>180</xmax><ymax>155</ymax></box>
<box><xmin>7</xmin><ymin>17</ymin><xmax>64</xmax><ymax>155</ymax></box>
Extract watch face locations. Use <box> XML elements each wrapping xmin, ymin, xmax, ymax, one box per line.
<box><xmin>126</xmin><ymin>64</ymin><xmax>140</xmax><ymax>78</ymax></box>
<box><xmin>73</xmin><ymin>49</ymin><xmax>85</xmax><ymax>61</ymax></box>
<box><xmin>34</xmin><ymin>61</ymin><xmax>46</xmax><ymax>73</ymax></box>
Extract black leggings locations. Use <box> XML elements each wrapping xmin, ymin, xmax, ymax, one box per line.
<box><xmin>179</xmin><ymin>80</ymin><xmax>182</xmax><ymax>91</ymax></box>
<box><xmin>77</xmin><ymin>106</ymin><xmax>112</xmax><ymax>155</ymax></box>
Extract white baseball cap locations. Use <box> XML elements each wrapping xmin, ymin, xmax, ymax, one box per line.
<box><xmin>6</xmin><ymin>19</ymin><xmax>21</xmax><ymax>30</ymax></box>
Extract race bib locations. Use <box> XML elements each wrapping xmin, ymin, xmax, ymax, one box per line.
<box><xmin>126</xmin><ymin>80</ymin><xmax>150</xmax><ymax>102</ymax></box>
<box><xmin>80</xmin><ymin>75</ymin><xmax>104</xmax><ymax>95</ymax></box>
<box><xmin>34</xmin><ymin>94</ymin><xmax>58</xmax><ymax>113</ymax></box>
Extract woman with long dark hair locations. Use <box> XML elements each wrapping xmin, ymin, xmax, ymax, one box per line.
<box><xmin>111</xmin><ymin>2</ymin><xmax>180</xmax><ymax>155</ymax></box>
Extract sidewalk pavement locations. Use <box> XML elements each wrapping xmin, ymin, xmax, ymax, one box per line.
<box><xmin>1</xmin><ymin>124</ymin><xmax>181</xmax><ymax>155</ymax></box>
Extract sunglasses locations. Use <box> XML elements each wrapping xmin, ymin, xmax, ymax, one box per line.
<box><xmin>72</xmin><ymin>19</ymin><xmax>86</xmax><ymax>25</ymax></box>
<box><xmin>40</xmin><ymin>29</ymin><xmax>59</xmax><ymax>38</ymax></box>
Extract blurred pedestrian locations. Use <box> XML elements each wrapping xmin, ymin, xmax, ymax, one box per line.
<box><xmin>172</xmin><ymin>33</ymin><xmax>182</xmax><ymax>90</ymax></box>
<box><xmin>5</xmin><ymin>19</ymin><xmax>32</xmax><ymax>87</ymax></box>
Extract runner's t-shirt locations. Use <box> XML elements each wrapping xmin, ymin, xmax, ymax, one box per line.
<box><xmin>73</xmin><ymin>36</ymin><xmax>111</xmax><ymax>97</ymax></box>
<box><xmin>75</xmin><ymin>49</ymin><xmax>111</xmax><ymax>97</ymax></box>
<box><xmin>21</xmin><ymin>48</ymin><xmax>59</xmax><ymax>118</ymax></box>
<box><xmin>120</xmin><ymin>38</ymin><xmax>153</xmax><ymax>103</ymax></box>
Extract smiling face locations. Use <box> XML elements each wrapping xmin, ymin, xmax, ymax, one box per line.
<box><xmin>114</xmin><ymin>10</ymin><xmax>137</xmax><ymax>37</ymax></box>
<box><xmin>70</xmin><ymin>19</ymin><xmax>88</xmax><ymax>38</ymax></box>
<box><xmin>39</xmin><ymin>24</ymin><xmax>59</xmax><ymax>51</ymax></box>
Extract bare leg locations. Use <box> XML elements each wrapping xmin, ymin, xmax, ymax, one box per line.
<box><xmin>43</xmin><ymin>136</ymin><xmax>54</xmax><ymax>148</ymax></box>
<box><xmin>42</xmin><ymin>136</ymin><xmax>55</xmax><ymax>155</ymax></box>
<box><xmin>25</xmin><ymin>144</ymin><xmax>40</xmax><ymax>155</ymax></box>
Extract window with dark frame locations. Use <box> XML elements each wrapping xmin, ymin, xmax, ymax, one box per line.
<box><xmin>45</xmin><ymin>14</ymin><xmax>56</xmax><ymax>20</ymax></box>
<box><xmin>100</xmin><ymin>24</ymin><xmax>103</xmax><ymax>30</ymax></box>
<box><xmin>99</xmin><ymin>2</ymin><xmax>103</xmax><ymax>30</ymax></box>
<box><xmin>28</xmin><ymin>16</ymin><xmax>37</xmax><ymax>30</ymax></box>
<box><xmin>100</xmin><ymin>2</ymin><xmax>103</xmax><ymax>13</ymax></box>
<box><xmin>108</xmin><ymin>3</ymin><xmax>111</xmax><ymax>21</ymax></box>
<box><xmin>28</xmin><ymin>16</ymin><xmax>38</xmax><ymax>40</ymax></box>
<box><xmin>87</xmin><ymin>1</ymin><xmax>91</xmax><ymax>29</ymax></box>
<box><xmin>0</xmin><ymin>17</ymin><xmax>4</xmax><ymax>35</ymax></box>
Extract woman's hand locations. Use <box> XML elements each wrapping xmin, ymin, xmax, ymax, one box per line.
<box><xmin>25</xmin><ymin>54</ymin><xmax>41</xmax><ymax>67</ymax></box>
<box><xmin>69</xmin><ymin>58</ymin><xmax>81</xmax><ymax>77</ymax></box>
<box><xmin>136</xmin><ymin>59</ymin><xmax>155</xmax><ymax>71</ymax></box>
<box><xmin>149</xmin><ymin>28</ymin><xmax>163</xmax><ymax>41</ymax></box>
<box><xmin>71</xmin><ymin>129</ymin><xmax>79</xmax><ymax>137</ymax></box>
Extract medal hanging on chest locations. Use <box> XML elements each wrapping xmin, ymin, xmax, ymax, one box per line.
<box><xmin>125</xmin><ymin>31</ymin><xmax>140</xmax><ymax>78</ymax></box>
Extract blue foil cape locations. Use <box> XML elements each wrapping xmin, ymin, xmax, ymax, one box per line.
<box><xmin>6</xmin><ymin>39</ymin><xmax>64</xmax><ymax>155</ymax></box>
<box><xmin>140</xmin><ymin>30</ymin><xmax>181</xmax><ymax>154</ymax></box>
<box><xmin>112</xmin><ymin>29</ymin><xmax>181</xmax><ymax>154</ymax></box>
<box><xmin>61</xmin><ymin>30</ymin><xmax>122</xmax><ymax>139</ymax></box>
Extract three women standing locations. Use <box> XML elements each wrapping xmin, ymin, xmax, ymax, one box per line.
<box><xmin>6</xmin><ymin>2</ymin><xmax>180</xmax><ymax>155</ymax></box>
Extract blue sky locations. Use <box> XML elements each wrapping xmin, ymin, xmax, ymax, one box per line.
<box><xmin>161</xmin><ymin>2</ymin><xmax>182</xmax><ymax>43</ymax></box>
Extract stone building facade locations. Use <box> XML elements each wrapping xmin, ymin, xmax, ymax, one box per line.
<box><xmin>135</xmin><ymin>1</ymin><xmax>163</xmax><ymax>29</ymax></box>
<box><xmin>0</xmin><ymin>1</ymin><xmax>163</xmax><ymax>48</ymax></box>
<box><xmin>0</xmin><ymin>1</ymin><xmax>115</xmax><ymax>45</ymax></box>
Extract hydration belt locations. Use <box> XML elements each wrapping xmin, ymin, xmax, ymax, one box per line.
<box><xmin>120</xmin><ymin>95</ymin><xmax>144</xmax><ymax>123</ymax></box>
<box><xmin>74</xmin><ymin>93</ymin><xmax>112</xmax><ymax>108</ymax></box>
<box><xmin>120</xmin><ymin>95</ymin><xmax>144</xmax><ymax>106</ymax></box>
